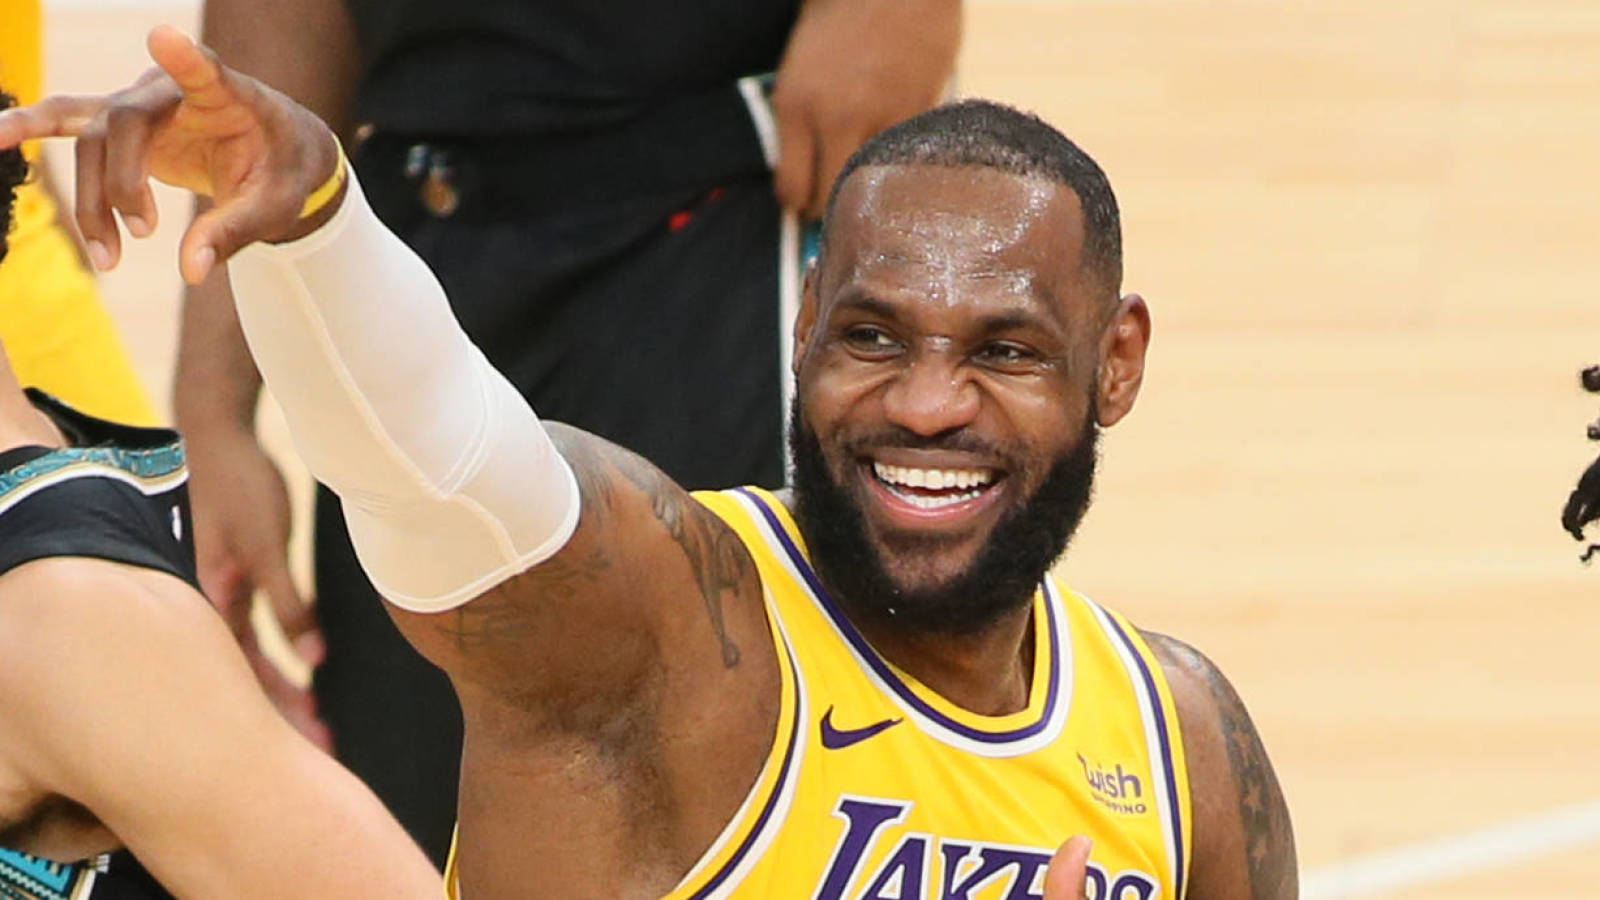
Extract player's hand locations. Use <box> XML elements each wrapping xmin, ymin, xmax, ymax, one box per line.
<box><xmin>1043</xmin><ymin>836</ymin><xmax>1092</xmax><ymax>900</ymax></box>
<box><xmin>188</xmin><ymin>426</ymin><xmax>330</xmax><ymax>750</ymax></box>
<box><xmin>0</xmin><ymin>25</ymin><xmax>338</xmax><ymax>285</ymax></box>
<box><xmin>771</xmin><ymin>0</ymin><xmax>961</xmax><ymax>220</ymax></box>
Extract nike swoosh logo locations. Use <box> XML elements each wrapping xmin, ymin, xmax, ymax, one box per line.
<box><xmin>819</xmin><ymin>706</ymin><xmax>903</xmax><ymax>750</ymax></box>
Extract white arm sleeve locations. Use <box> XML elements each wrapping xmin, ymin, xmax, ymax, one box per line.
<box><xmin>226</xmin><ymin>170</ymin><xmax>580</xmax><ymax>613</ymax></box>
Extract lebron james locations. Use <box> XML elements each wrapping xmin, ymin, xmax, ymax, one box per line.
<box><xmin>0</xmin><ymin>29</ymin><xmax>1295</xmax><ymax>899</ymax></box>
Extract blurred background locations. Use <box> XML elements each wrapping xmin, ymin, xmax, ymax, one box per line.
<box><xmin>37</xmin><ymin>0</ymin><xmax>1600</xmax><ymax>895</ymax></box>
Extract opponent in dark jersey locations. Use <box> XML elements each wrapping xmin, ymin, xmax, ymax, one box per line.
<box><xmin>0</xmin><ymin>89</ymin><xmax>435</xmax><ymax>900</ymax></box>
<box><xmin>0</xmin><ymin>390</ymin><xmax>185</xmax><ymax>900</ymax></box>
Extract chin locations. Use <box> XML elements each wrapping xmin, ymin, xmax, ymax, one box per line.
<box><xmin>788</xmin><ymin>398</ymin><xmax>1100</xmax><ymax>636</ymax></box>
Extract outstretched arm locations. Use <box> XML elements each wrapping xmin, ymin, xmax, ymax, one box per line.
<box><xmin>1143</xmin><ymin>631</ymin><xmax>1298</xmax><ymax>900</ymax></box>
<box><xmin>0</xmin><ymin>558</ymin><xmax>438</xmax><ymax>897</ymax></box>
<box><xmin>0</xmin><ymin>28</ymin><xmax>773</xmax><ymax>705</ymax></box>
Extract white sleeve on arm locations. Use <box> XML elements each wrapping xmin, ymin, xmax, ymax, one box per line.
<box><xmin>225</xmin><ymin>170</ymin><xmax>581</xmax><ymax>612</ymax></box>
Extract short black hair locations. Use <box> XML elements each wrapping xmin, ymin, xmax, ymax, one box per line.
<box><xmin>0</xmin><ymin>91</ymin><xmax>26</xmax><ymax>265</ymax></box>
<box><xmin>823</xmin><ymin>99</ymin><xmax>1122</xmax><ymax>298</ymax></box>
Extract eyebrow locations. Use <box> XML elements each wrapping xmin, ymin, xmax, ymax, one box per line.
<box><xmin>973</xmin><ymin>309</ymin><xmax>1044</xmax><ymax>336</ymax></box>
<box><xmin>834</xmin><ymin>293</ymin><xmax>1058</xmax><ymax>340</ymax></box>
<box><xmin>833</xmin><ymin>294</ymin><xmax>900</xmax><ymax>320</ymax></box>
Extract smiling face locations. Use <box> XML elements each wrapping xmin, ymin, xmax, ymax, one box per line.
<box><xmin>790</xmin><ymin>162</ymin><xmax>1148</xmax><ymax>631</ymax></box>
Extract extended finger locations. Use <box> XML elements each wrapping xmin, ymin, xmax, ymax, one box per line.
<box><xmin>244</xmin><ymin>641</ymin><xmax>333</xmax><ymax>751</ymax></box>
<box><xmin>73</xmin><ymin>125</ymin><xmax>120</xmax><ymax>271</ymax></box>
<box><xmin>0</xmin><ymin>94</ymin><xmax>105</xmax><ymax>148</ymax></box>
<box><xmin>259</xmin><ymin>562</ymin><xmax>324</xmax><ymax>667</ymax></box>
<box><xmin>146</xmin><ymin>26</ymin><xmax>235</xmax><ymax>111</ymax></box>
<box><xmin>197</xmin><ymin>556</ymin><xmax>256</xmax><ymax>636</ymax></box>
<box><xmin>101</xmin><ymin>89</ymin><xmax>172</xmax><ymax>238</ymax></box>
<box><xmin>773</xmin><ymin>100</ymin><xmax>818</xmax><ymax>215</ymax></box>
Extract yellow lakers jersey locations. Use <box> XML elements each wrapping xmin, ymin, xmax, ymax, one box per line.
<box><xmin>447</xmin><ymin>486</ymin><xmax>1191</xmax><ymax>899</ymax></box>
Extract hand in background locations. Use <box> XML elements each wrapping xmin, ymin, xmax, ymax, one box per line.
<box><xmin>187</xmin><ymin>426</ymin><xmax>330</xmax><ymax>750</ymax></box>
<box><xmin>771</xmin><ymin>0</ymin><xmax>962</xmax><ymax>220</ymax></box>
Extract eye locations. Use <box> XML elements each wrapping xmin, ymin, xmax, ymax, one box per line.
<box><xmin>975</xmin><ymin>341</ymin><xmax>1040</xmax><ymax>369</ymax></box>
<box><xmin>842</xmin><ymin>325</ymin><xmax>902</xmax><ymax>356</ymax></box>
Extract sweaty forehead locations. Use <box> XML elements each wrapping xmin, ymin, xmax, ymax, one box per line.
<box><xmin>820</xmin><ymin>164</ymin><xmax>1088</xmax><ymax>315</ymax></box>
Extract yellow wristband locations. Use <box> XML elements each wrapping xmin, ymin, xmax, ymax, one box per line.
<box><xmin>298</xmin><ymin>145</ymin><xmax>348</xmax><ymax>220</ymax></box>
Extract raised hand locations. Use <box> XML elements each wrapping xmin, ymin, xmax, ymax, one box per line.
<box><xmin>0</xmin><ymin>25</ymin><xmax>338</xmax><ymax>285</ymax></box>
<box><xmin>1043</xmin><ymin>836</ymin><xmax>1092</xmax><ymax>900</ymax></box>
<box><xmin>770</xmin><ymin>0</ymin><xmax>960</xmax><ymax>219</ymax></box>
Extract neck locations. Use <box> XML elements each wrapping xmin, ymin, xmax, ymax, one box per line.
<box><xmin>848</xmin><ymin>597</ymin><xmax>1037</xmax><ymax>717</ymax></box>
<box><xmin>0</xmin><ymin>352</ymin><xmax>66</xmax><ymax>452</ymax></box>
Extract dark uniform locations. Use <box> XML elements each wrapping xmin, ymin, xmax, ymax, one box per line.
<box><xmin>315</xmin><ymin>0</ymin><xmax>804</xmax><ymax>864</ymax></box>
<box><xmin>0</xmin><ymin>389</ymin><xmax>191</xmax><ymax>900</ymax></box>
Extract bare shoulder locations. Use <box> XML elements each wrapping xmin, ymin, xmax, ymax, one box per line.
<box><xmin>0</xmin><ymin>557</ymin><xmax>205</xmax><ymax>643</ymax></box>
<box><xmin>1140</xmin><ymin>630</ymin><xmax>1298</xmax><ymax>900</ymax></box>
<box><xmin>0</xmin><ymin>558</ymin><xmax>245</xmax><ymax>772</ymax></box>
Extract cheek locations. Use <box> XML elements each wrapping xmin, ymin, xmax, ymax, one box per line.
<box><xmin>981</xmin><ymin>377</ymin><xmax>1087</xmax><ymax>464</ymax></box>
<box><xmin>804</xmin><ymin>351</ymin><xmax>895</xmax><ymax>419</ymax></box>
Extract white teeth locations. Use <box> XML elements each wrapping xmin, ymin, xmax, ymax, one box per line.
<box><xmin>902</xmin><ymin>489</ymin><xmax>981</xmax><ymax>509</ymax></box>
<box><xmin>871</xmin><ymin>462</ymin><xmax>995</xmax><ymax>494</ymax></box>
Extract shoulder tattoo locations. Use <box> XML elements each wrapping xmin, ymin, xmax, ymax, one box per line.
<box><xmin>1148</xmin><ymin>632</ymin><xmax>1298</xmax><ymax>900</ymax></box>
<box><xmin>569</xmin><ymin>432</ymin><xmax>750</xmax><ymax>669</ymax></box>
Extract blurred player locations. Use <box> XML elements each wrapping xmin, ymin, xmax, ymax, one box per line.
<box><xmin>0</xmin><ymin>0</ymin><xmax>154</xmax><ymax>425</ymax></box>
<box><xmin>0</xmin><ymin>90</ymin><xmax>438</xmax><ymax>899</ymax></box>
<box><xmin>2</xmin><ymin>32</ymin><xmax>1297</xmax><ymax>898</ymax></box>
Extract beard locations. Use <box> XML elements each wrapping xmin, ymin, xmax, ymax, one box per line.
<box><xmin>789</xmin><ymin>399</ymin><xmax>1099</xmax><ymax>636</ymax></box>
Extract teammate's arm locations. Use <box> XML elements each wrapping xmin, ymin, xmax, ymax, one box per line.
<box><xmin>0</xmin><ymin>558</ymin><xmax>439</xmax><ymax>898</ymax></box>
<box><xmin>1142</xmin><ymin>631</ymin><xmax>1298</xmax><ymax>900</ymax></box>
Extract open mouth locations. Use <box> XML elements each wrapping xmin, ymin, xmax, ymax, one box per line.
<box><xmin>868</xmin><ymin>460</ymin><xmax>1002</xmax><ymax>512</ymax></box>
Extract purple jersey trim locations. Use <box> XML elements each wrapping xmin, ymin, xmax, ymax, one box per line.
<box><xmin>732</xmin><ymin>487</ymin><xmax>1062</xmax><ymax>745</ymax></box>
<box><xmin>686</xmin><ymin>616</ymin><xmax>803</xmax><ymax>899</ymax></box>
<box><xmin>1100</xmin><ymin>613</ymin><xmax>1187</xmax><ymax>900</ymax></box>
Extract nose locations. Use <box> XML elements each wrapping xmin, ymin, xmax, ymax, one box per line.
<box><xmin>880</xmin><ymin>354</ymin><xmax>981</xmax><ymax>438</ymax></box>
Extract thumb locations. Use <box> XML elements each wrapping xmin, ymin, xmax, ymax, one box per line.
<box><xmin>180</xmin><ymin>193</ymin><xmax>295</xmax><ymax>284</ymax></box>
<box><xmin>1044</xmin><ymin>835</ymin><xmax>1092</xmax><ymax>900</ymax></box>
<box><xmin>773</xmin><ymin>100</ymin><xmax>817</xmax><ymax>214</ymax></box>
<box><xmin>257</xmin><ymin>562</ymin><xmax>324</xmax><ymax>667</ymax></box>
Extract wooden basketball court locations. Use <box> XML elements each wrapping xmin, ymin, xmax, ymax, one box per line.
<box><xmin>43</xmin><ymin>0</ymin><xmax>1600</xmax><ymax>895</ymax></box>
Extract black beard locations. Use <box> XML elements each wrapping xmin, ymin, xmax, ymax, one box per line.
<box><xmin>789</xmin><ymin>401</ymin><xmax>1099</xmax><ymax>636</ymax></box>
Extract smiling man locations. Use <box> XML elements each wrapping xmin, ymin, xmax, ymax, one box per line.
<box><xmin>0</xmin><ymin>30</ymin><xmax>1296</xmax><ymax>899</ymax></box>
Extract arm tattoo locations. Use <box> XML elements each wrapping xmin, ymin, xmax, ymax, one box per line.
<box><xmin>437</xmin><ymin>546</ymin><xmax>609</xmax><ymax>651</ymax></box>
<box><xmin>607</xmin><ymin>448</ymin><xmax>748</xmax><ymax>668</ymax></box>
<box><xmin>427</xmin><ymin>429</ymin><xmax>749</xmax><ymax>669</ymax></box>
<box><xmin>1151</xmin><ymin>634</ymin><xmax>1297</xmax><ymax>900</ymax></box>
<box><xmin>1211</xmin><ymin>666</ymin><xmax>1295</xmax><ymax>899</ymax></box>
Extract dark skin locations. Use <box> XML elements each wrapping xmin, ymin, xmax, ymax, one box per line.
<box><xmin>0</xmin><ymin>33</ymin><xmax>1296</xmax><ymax>897</ymax></box>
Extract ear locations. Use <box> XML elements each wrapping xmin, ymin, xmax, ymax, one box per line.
<box><xmin>1095</xmin><ymin>293</ymin><xmax>1151</xmax><ymax>428</ymax></box>
<box><xmin>792</xmin><ymin>258</ymin><xmax>822</xmax><ymax>378</ymax></box>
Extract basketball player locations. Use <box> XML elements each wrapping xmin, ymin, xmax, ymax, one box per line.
<box><xmin>0</xmin><ymin>92</ymin><xmax>437</xmax><ymax>899</ymax></box>
<box><xmin>0</xmin><ymin>29</ymin><xmax>1297</xmax><ymax>899</ymax></box>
